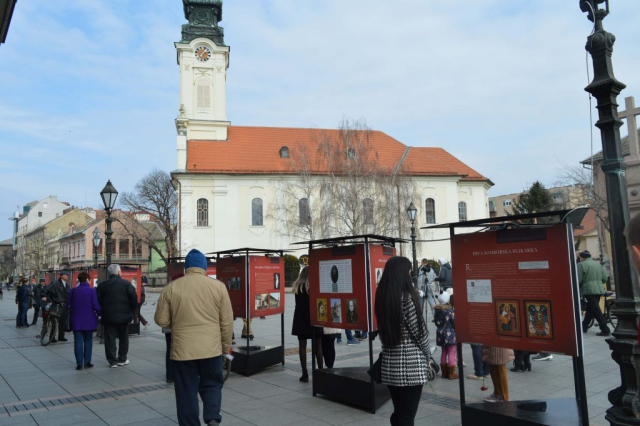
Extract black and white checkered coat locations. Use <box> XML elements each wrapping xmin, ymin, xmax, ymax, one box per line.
<box><xmin>381</xmin><ymin>295</ymin><xmax>431</xmax><ymax>386</ymax></box>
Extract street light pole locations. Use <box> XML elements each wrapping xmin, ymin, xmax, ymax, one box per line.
<box><xmin>100</xmin><ymin>180</ymin><xmax>118</xmax><ymax>268</ymax></box>
<box><xmin>406</xmin><ymin>202</ymin><xmax>419</xmax><ymax>284</ymax></box>
<box><xmin>92</xmin><ymin>227</ymin><xmax>101</xmax><ymax>269</ymax></box>
<box><xmin>580</xmin><ymin>1</ymin><xmax>640</xmax><ymax>423</ymax></box>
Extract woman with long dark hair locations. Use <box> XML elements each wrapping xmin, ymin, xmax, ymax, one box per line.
<box><xmin>375</xmin><ymin>256</ymin><xmax>431</xmax><ymax>425</ymax></box>
<box><xmin>291</xmin><ymin>267</ymin><xmax>323</xmax><ymax>382</ymax></box>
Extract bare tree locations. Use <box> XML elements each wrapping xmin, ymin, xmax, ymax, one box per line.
<box><xmin>556</xmin><ymin>162</ymin><xmax>609</xmax><ymax>233</ymax></box>
<box><xmin>118</xmin><ymin>170</ymin><xmax>178</xmax><ymax>267</ymax></box>
<box><xmin>270</xmin><ymin>118</ymin><xmax>416</xmax><ymax>242</ymax></box>
<box><xmin>0</xmin><ymin>249</ymin><xmax>16</xmax><ymax>281</ymax></box>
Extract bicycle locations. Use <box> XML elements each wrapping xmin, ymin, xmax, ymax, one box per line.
<box><xmin>40</xmin><ymin>304</ymin><xmax>60</xmax><ymax>346</ymax></box>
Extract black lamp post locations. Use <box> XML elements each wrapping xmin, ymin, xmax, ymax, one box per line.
<box><xmin>100</xmin><ymin>180</ymin><xmax>118</xmax><ymax>267</ymax></box>
<box><xmin>92</xmin><ymin>227</ymin><xmax>101</xmax><ymax>268</ymax></box>
<box><xmin>406</xmin><ymin>202</ymin><xmax>419</xmax><ymax>284</ymax></box>
<box><xmin>580</xmin><ymin>1</ymin><xmax>640</xmax><ymax>424</ymax></box>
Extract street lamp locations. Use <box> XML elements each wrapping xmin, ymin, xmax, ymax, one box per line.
<box><xmin>406</xmin><ymin>202</ymin><xmax>418</xmax><ymax>284</ymax></box>
<box><xmin>92</xmin><ymin>227</ymin><xmax>101</xmax><ymax>268</ymax></box>
<box><xmin>580</xmin><ymin>1</ymin><xmax>640</xmax><ymax>425</ymax></box>
<box><xmin>100</xmin><ymin>180</ymin><xmax>118</xmax><ymax>267</ymax></box>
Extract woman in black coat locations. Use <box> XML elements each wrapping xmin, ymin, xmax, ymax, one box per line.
<box><xmin>291</xmin><ymin>267</ymin><xmax>323</xmax><ymax>382</ymax></box>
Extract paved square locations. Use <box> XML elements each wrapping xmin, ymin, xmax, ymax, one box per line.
<box><xmin>0</xmin><ymin>292</ymin><xmax>617</xmax><ymax>425</ymax></box>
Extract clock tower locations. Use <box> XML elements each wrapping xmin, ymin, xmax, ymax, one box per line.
<box><xmin>175</xmin><ymin>0</ymin><xmax>229</xmax><ymax>170</ymax></box>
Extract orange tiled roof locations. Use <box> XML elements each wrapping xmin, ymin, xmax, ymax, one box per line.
<box><xmin>574</xmin><ymin>208</ymin><xmax>597</xmax><ymax>237</ymax></box>
<box><xmin>186</xmin><ymin>126</ymin><xmax>489</xmax><ymax>181</ymax></box>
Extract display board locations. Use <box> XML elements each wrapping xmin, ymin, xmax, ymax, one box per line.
<box><xmin>309</xmin><ymin>244</ymin><xmax>395</xmax><ymax>331</ymax></box>
<box><xmin>217</xmin><ymin>256</ymin><xmax>247</xmax><ymax>317</ymax></box>
<box><xmin>249</xmin><ymin>256</ymin><xmax>285</xmax><ymax>317</ymax></box>
<box><xmin>89</xmin><ymin>269</ymin><xmax>99</xmax><ymax>288</ymax></box>
<box><xmin>452</xmin><ymin>224</ymin><xmax>579</xmax><ymax>357</ymax></box>
<box><xmin>119</xmin><ymin>265</ymin><xmax>142</xmax><ymax>304</ymax></box>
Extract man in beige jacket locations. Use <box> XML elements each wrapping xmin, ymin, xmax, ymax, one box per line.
<box><xmin>155</xmin><ymin>249</ymin><xmax>233</xmax><ymax>426</ymax></box>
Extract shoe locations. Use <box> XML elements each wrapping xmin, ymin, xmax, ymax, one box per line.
<box><xmin>143</xmin><ymin>324</ymin><xmax>148</xmax><ymax>330</ymax></box>
<box><xmin>117</xmin><ymin>360</ymin><xmax>130</xmax><ymax>366</ymax></box>
<box><xmin>300</xmin><ymin>372</ymin><xmax>309</xmax><ymax>382</ymax></box>
<box><xmin>484</xmin><ymin>394</ymin><xmax>504</xmax><ymax>403</ymax></box>
<box><xmin>51</xmin><ymin>339</ymin><xmax>58</xmax><ymax>343</ymax></box>
<box><xmin>462</xmin><ymin>361</ymin><xmax>466</xmax><ymax>367</ymax></box>
<box><xmin>110</xmin><ymin>364</ymin><xmax>118</xmax><ymax>368</ymax></box>
<box><xmin>207</xmin><ymin>421</ymin><xmax>220</xmax><ymax>426</ymax></box>
<box><xmin>260</xmin><ymin>317</ymin><xmax>266</xmax><ymax>319</ymax></box>
<box><xmin>347</xmin><ymin>339</ymin><xmax>360</xmax><ymax>345</ymax></box>
<box><xmin>466</xmin><ymin>374</ymin><xmax>482</xmax><ymax>380</ymax></box>
<box><xmin>448</xmin><ymin>365</ymin><xmax>459</xmax><ymax>380</ymax></box>
<box><xmin>441</xmin><ymin>364</ymin><xmax>449</xmax><ymax>379</ymax></box>
<box><xmin>166</xmin><ymin>379</ymin><xmax>174</xmax><ymax>384</ymax></box>
<box><xmin>511</xmin><ymin>361</ymin><xmax>525</xmax><ymax>372</ymax></box>
<box><xmin>84</xmin><ymin>363</ymin><xmax>94</xmax><ymax>369</ymax></box>
<box><xmin>358</xmin><ymin>335</ymin><xmax>368</xmax><ymax>341</ymax></box>
<box><xmin>336</xmin><ymin>339</ymin><xmax>342</xmax><ymax>344</ymax></box>
<box><xmin>249</xmin><ymin>335</ymin><xmax>254</xmax><ymax>341</ymax></box>
<box><xmin>59</xmin><ymin>337</ymin><xmax>68</xmax><ymax>342</ymax></box>
<box><xmin>532</xmin><ymin>353</ymin><xmax>553</xmax><ymax>361</ymax></box>
<box><xmin>76</xmin><ymin>366</ymin><xmax>83</xmax><ymax>371</ymax></box>
<box><xmin>524</xmin><ymin>360</ymin><xmax>532</xmax><ymax>372</ymax></box>
<box><xmin>596</xmin><ymin>331</ymin><xmax>611</xmax><ymax>337</ymax></box>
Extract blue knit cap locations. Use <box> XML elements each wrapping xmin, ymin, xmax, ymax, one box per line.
<box><xmin>185</xmin><ymin>249</ymin><xmax>207</xmax><ymax>271</ymax></box>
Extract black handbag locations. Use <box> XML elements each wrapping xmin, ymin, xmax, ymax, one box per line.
<box><xmin>49</xmin><ymin>303</ymin><xmax>64</xmax><ymax>318</ymax></box>
<box><xmin>367</xmin><ymin>352</ymin><xmax>383</xmax><ymax>384</ymax></box>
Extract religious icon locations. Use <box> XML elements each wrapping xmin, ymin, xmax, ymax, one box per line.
<box><xmin>274</xmin><ymin>273</ymin><xmax>281</xmax><ymax>290</ymax></box>
<box><xmin>346</xmin><ymin>299</ymin><xmax>358</xmax><ymax>325</ymax></box>
<box><xmin>330</xmin><ymin>265</ymin><xmax>339</xmax><ymax>292</ymax></box>
<box><xmin>317</xmin><ymin>299</ymin><xmax>328</xmax><ymax>322</ymax></box>
<box><xmin>330</xmin><ymin>299</ymin><xmax>342</xmax><ymax>323</ymax></box>
<box><xmin>375</xmin><ymin>268</ymin><xmax>383</xmax><ymax>286</ymax></box>
<box><xmin>494</xmin><ymin>300</ymin><xmax>521</xmax><ymax>337</ymax></box>
<box><xmin>525</xmin><ymin>301</ymin><xmax>554</xmax><ymax>340</ymax></box>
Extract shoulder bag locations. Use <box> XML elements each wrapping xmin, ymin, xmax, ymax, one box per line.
<box><xmin>367</xmin><ymin>351</ymin><xmax>383</xmax><ymax>384</ymax></box>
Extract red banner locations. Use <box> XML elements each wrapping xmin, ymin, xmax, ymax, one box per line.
<box><xmin>217</xmin><ymin>256</ymin><xmax>247</xmax><ymax>317</ymax></box>
<box><xmin>309</xmin><ymin>244</ymin><xmax>395</xmax><ymax>331</ymax></box>
<box><xmin>120</xmin><ymin>266</ymin><xmax>142</xmax><ymax>304</ymax></box>
<box><xmin>452</xmin><ymin>224</ymin><xmax>578</xmax><ymax>357</ymax></box>
<box><xmin>249</xmin><ymin>256</ymin><xmax>285</xmax><ymax>317</ymax></box>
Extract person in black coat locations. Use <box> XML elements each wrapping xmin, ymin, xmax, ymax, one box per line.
<box><xmin>97</xmin><ymin>264</ymin><xmax>138</xmax><ymax>368</ymax></box>
<box><xmin>31</xmin><ymin>278</ymin><xmax>45</xmax><ymax>325</ymax></box>
<box><xmin>42</xmin><ymin>271</ymin><xmax>71</xmax><ymax>342</ymax></box>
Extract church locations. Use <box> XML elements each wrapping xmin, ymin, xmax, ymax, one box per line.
<box><xmin>171</xmin><ymin>0</ymin><xmax>493</xmax><ymax>260</ymax></box>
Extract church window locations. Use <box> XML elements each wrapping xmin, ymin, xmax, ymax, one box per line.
<box><xmin>458</xmin><ymin>201</ymin><xmax>468</xmax><ymax>222</ymax></box>
<box><xmin>425</xmin><ymin>198</ymin><xmax>436</xmax><ymax>224</ymax></box>
<box><xmin>347</xmin><ymin>147</ymin><xmax>356</xmax><ymax>159</ymax></box>
<box><xmin>196</xmin><ymin>78</ymin><xmax>211</xmax><ymax>109</ymax></box>
<box><xmin>363</xmin><ymin>198</ymin><xmax>374</xmax><ymax>225</ymax></box>
<box><xmin>299</xmin><ymin>198</ymin><xmax>311</xmax><ymax>226</ymax></box>
<box><xmin>280</xmin><ymin>146</ymin><xmax>290</xmax><ymax>158</ymax></box>
<box><xmin>197</xmin><ymin>198</ymin><xmax>209</xmax><ymax>227</ymax></box>
<box><xmin>252</xmin><ymin>198</ymin><xmax>264</xmax><ymax>226</ymax></box>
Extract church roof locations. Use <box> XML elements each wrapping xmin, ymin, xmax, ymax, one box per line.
<box><xmin>186</xmin><ymin>126</ymin><xmax>490</xmax><ymax>182</ymax></box>
<box><xmin>580</xmin><ymin>128</ymin><xmax>639</xmax><ymax>164</ymax></box>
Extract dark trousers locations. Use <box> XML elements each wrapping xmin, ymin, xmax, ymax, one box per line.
<box><xmin>583</xmin><ymin>294</ymin><xmax>610</xmax><ymax>333</ymax></box>
<box><xmin>322</xmin><ymin>335</ymin><xmax>336</xmax><ymax>368</ymax></box>
<box><xmin>17</xmin><ymin>303</ymin><xmax>28</xmax><ymax>327</ymax></box>
<box><xmin>388</xmin><ymin>384</ymin><xmax>423</xmax><ymax>425</ymax></box>
<box><xmin>58</xmin><ymin>308</ymin><xmax>68</xmax><ymax>339</ymax></box>
<box><xmin>32</xmin><ymin>305</ymin><xmax>40</xmax><ymax>324</ymax></box>
<box><xmin>165</xmin><ymin>333</ymin><xmax>175</xmax><ymax>381</ymax></box>
<box><xmin>73</xmin><ymin>330</ymin><xmax>94</xmax><ymax>367</ymax></box>
<box><xmin>174</xmin><ymin>356</ymin><xmax>224</xmax><ymax>426</ymax></box>
<box><xmin>103</xmin><ymin>323</ymin><xmax>129</xmax><ymax>365</ymax></box>
<box><xmin>471</xmin><ymin>344</ymin><xmax>489</xmax><ymax>376</ymax></box>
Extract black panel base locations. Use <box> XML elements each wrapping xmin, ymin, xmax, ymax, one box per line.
<box><xmin>231</xmin><ymin>345</ymin><xmax>283</xmax><ymax>376</ymax></box>
<box><xmin>313</xmin><ymin>367</ymin><xmax>390</xmax><ymax>414</ymax></box>
<box><xmin>461</xmin><ymin>398</ymin><xmax>583</xmax><ymax>426</ymax></box>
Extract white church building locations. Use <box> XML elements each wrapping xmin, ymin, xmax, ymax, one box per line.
<box><xmin>172</xmin><ymin>0</ymin><xmax>493</xmax><ymax>260</ymax></box>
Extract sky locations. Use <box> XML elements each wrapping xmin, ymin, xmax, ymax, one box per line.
<box><xmin>0</xmin><ymin>0</ymin><xmax>639</xmax><ymax>239</ymax></box>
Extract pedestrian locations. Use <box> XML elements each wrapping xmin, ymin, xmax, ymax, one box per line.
<box><xmin>291</xmin><ymin>267</ymin><xmax>323</xmax><ymax>382</ymax></box>
<box><xmin>66</xmin><ymin>272</ymin><xmax>101</xmax><ymax>370</ymax></box>
<box><xmin>511</xmin><ymin>350</ymin><xmax>532</xmax><ymax>372</ymax></box>
<box><xmin>482</xmin><ymin>346</ymin><xmax>514</xmax><ymax>402</ymax></box>
<box><xmin>31</xmin><ymin>278</ymin><xmax>45</xmax><ymax>325</ymax></box>
<box><xmin>578</xmin><ymin>250</ymin><xmax>610</xmax><ymax>336</ymax></box>
<box><xmin>97</xmin><ymin>264</ymin><xmax>137</xmax><ymax>368</ymax></box>
<box><xmin>136</xmin><ymin>281</ymin><xmax>149</xmax><ymax>330</ymax></box>
<box><xmin>375</xmin><ymin>256</ymin><xmax>431</xmax><ymax>425</ymax></box>
<box><xmin>15</xmin><ymin>278</ymin><xmax>29</xmax><ymax>328</ymax></box>
<box><xmin>434</xmin><ymin>291</ymin><xmax>458</xmax><ymax>380</ymax></box>
<box><xmin>154</xmin><ymin>249</ymin><xmax>234</xmax><ymax>426</ymax></box>
<box><xmin>26</xmin><ymin>276</ymin><xmax>36</xmax><ymax>317</ymax></box>
<box><xmin>466</xmin><ymin>344</ymin><xmax>490</xmax><ymax>380</ymax></box>
<box><xmin>43</xmin><ymin>271</ymin><xmax>71</xmax><ymax>342</ymax></box>
<box><xmin>322</xmin><ymin>327</ymin><xmax>341</xmax><ymax>369</ymax></box>
<box><xmin>625</xmin><ymin>214</ymin><xmax>640</xmax><ymax>345</ymax></box>
<box><xmin>435</xmin><ymin>257</ymin><xmax>453</xmax><ymax>292</ymax></box>
<box><xmin>241</xmin><ymin>318</ymin><xmax>253</xmax><ymax>340</ymax></box>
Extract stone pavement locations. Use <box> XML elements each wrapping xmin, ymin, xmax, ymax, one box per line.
<box><xmin>0</xmin><ymin>291</ymin><xmax>618</xmax><ymax>425</ymax></box>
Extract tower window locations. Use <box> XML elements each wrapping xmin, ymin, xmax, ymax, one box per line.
<box><xmin>458</xmin><ymin>201</ymin><xmax>468</xmax><ymax>222</ymax></box>
<box><xmin>251</xmin><ymin>198</ymin><xmax>264</xmax><ymax>226</ymax></box>
<box><xmin>196</xmin><ymin>78</ymin><xmax>211</xmax><ymax>109</ymax></box>
<box><xmin>425</xmin><ymin>198</ymin><xmax>436</xmax><ymax>224</ymax></box>
<box><xmin>197</xmin><ymin>198</ymin><xmax>209</xmax><ymax>226</ymax></box>
<box><xmin>280</xmin><ymin>146</ymin><xmax>290</xmax><ymax>158</ymax></box>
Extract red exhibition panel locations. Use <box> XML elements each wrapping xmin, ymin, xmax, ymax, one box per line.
<box><xmin>217</xmin><ymin>256</ymin><xmax>247</xmax><ymax>318</ymax></box>
<box><xmin>249</xmin><ymin>256</ymin><xmax>285</xmax><ymax>318</ymax></box>
<box><xmin>206</xmin><ymin>261</ymin><xmax>217</xmax><ymax>280</ymax></box>
<box><xmin>309</xmin><ymin>244</ymin><xmax>372</xmax><ymax>331</ymax></box>
<box><xmin>368</xmin><ymin>244</ymin><xmax>396</xmax><ymax>330</ymax></box>
<box><xmin>120</xmin><ymin>266</ymin><xmax>142</xmax><ymax>304</ymax></box>
<box><xmin>452</xmin><ymin>224</ymin><xmax>579</xmax><ymax>357</ymax></box>
<box><xmin>89</xmin><ymin>269</ymin><xmax>99</xmax><ymax>288</ymax></box>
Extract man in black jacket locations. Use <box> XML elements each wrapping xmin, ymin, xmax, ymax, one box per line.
<box><xmin>97</xmin><ymin>264</ymin><xmax>138</xmax><ymax>368</ymax></box>
<box><xmin>31</xmin><ymin>278</ymin><xmax>45</xmax><ymax>325</ymax></box>
<box><xmin>42</xmin><ymin>271</ymin><xmax>70</xmax><ymax>342</ymax></box>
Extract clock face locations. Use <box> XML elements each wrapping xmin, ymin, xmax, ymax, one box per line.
<box><xmin>195</xmin><ymin>46</ymin><xmax>211</xmax><ymax>62</ymax></box>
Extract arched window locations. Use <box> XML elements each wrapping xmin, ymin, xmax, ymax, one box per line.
<box><xmin>197</xmin><ymin>198</ymin><xmax>209</xmax><ymax>226</ymax></box>
<box><xmin>279</xmin><ymin>146</ymin><xmax>290</xmax><ymax>158</ymax></box>
<box><xmin>363</xmin><ymin>198</ymin><xmax>374</xmax><ymax>225</ymax></box>
<box><xmin>425</xmin><ymin>198</ymin><xmax>436</xmax><ymax>224</ymax></box>
<box><xmin>196</xmin><ymin>78</ymin><xmax>211</xmax><ymax>109</ymax></box>
<box><xmin>299</xmin><ymin>198</ymin><xmax>311</xmax><ymax>226</ymax></box>
<box><xmin>251</xmin><ymin>198</ymin><xmax>263</xmax><ymax>226</ymax></box>
<box><xmin>458</xmin><ymin>201</ymin><xmax>467</xmax><ymax>222</ymax></box>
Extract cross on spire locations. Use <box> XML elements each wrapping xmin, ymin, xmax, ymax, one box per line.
<box><xmin>619</xmin><ymin>96</ymin><xmax>640</xmax><ymax>160</ymax></box>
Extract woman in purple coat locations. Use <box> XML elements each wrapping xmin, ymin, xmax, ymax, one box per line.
<box><xmin>66</xmin><ymin>272</ymin><xmax>101</xmax><ymax>370</ymax></box>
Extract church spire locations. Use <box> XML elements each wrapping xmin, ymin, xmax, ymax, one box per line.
<box><xmin>181</xmin><ymin>0</ymin><xmax>225</xmax><ymax>45</ymax></box>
